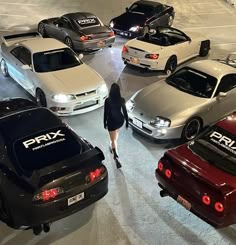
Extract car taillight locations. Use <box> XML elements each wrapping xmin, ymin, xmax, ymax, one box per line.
<box><xmin>145</xmin><ymin>54</ymin><xmax>159</xmax><ymax>59</ymax></box>
<box><xmin>33</xmin><ymin>187</ymin><xmax>64</xmax><ymax>202</ymax></box>
<box><xmin>215</xmin><ymin>202</ymin><xmax>224</xmax><ymax>212</ymax></box>
<box><xmin>89</xmin><ymin>167</ymin><xmax>103</xmax><ymax>182</ymax></box>
<box><xmin>157</xmin><ymin>161</ymin><xmax>163</xmax><ymax>171</ymax></box>
<box><xmin>165</xmin><ymin>169</ymin><xmax>171</xmax><ymax>179</ymax></box>
<box><xmin>202</xmin><ymin>195</ymin><xmax>211</xmax><ymax>205</ymax></box>
<box><xmin>109</xmin><ymin>31</ymin><xmax>114</xmax><ymax>37</ymax></box>
<box><xmin>122</xmin><ymin>45</ymin><xmax>128</xmax><ymax>53</ymax></box>
<box><xmin>80</xmin><ymin>35</ymin><xmax>88</xmax><ymax>42</ymax></box>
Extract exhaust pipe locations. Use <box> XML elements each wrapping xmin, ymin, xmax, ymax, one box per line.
<box><xmin>160</xmin><ymin>189</ymin><xmax>169</xmax><ymax>197</ymax></box>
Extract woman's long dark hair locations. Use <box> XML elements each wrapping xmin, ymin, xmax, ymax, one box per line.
<box><xmin>109</xmin><ymin>83</ymin><xmax>122</xmax><ymax>103</ymax></box>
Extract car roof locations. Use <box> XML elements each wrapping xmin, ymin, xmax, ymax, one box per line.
<box><xmin>63</xmin><ymin>12</ymin><xmax>97</xmax><ymax>20</ymax></box>
<box><xmin>19</xmin><ymin>38</ymin><xmax>68</xmax><ymax>53</ymax></box>
<box><xmin>216</xmin><ymin>112</ymin><xmax>236</xmax><ymax>135</ymax></box>
<box><xmin>135</xmin><ymin>0</ymin><xmax>162</xmax><ymax>6</ymax></box>
<box><xmin>188</xmin><ymin>60</ymin><xmax>236</xmax><ymax>79</ymax></box>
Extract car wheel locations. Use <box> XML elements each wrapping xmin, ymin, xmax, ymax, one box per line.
<box><xmin>142</xmin><ymin>26</ymin><xmax>149</xmax><ymax>36</ymax></box>
<box><xmin>0</xmin><ymin>59</ymin><xmax>9</xmax><ymax>77</ymax></box>
<box><xmin>168</xmin><ymin>15</ymin><xmax>174</xmax><ymax>26</ymax></box>
<box><xmin>0</xmin><ymin>193</ymin><xmax>9</xmax><ymax>222</ymax></box>
<box><xmin>33</xmin><ymin>225</ymin><xmax>43</xmax><ymax>235</ymax></box>
<box><xmin>165</xmin><ymin>56</ymin><xmax>177</xmax><ymax>75</ymax></box>
<box><xmin>36</xmin><ymin>89</ymin><xmax>47</xmax><ymax>107</ymax></box>
<box><xmin>181</xmin><ymin>118</ymin><xmax>202</xmax><ymax>141</ymax></box>
<box><xmin>65</xmin><ymin>37</ymin><xmax>74</xmax><ymax>50</ymax></box>
<box><xmin>38</xmin><ymin>23</ymin><xmax>47</xmax><ymax>38</ymax></box>
<box><xmin>199</xmin><ymin>40</ymin><xmax>210</xmax><ymax>57</ymax></box>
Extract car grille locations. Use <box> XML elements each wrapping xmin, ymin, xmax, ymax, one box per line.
<box><xmin>75</xmin><ymin>90</ymin><xmax>96</xmax><ymax>98</ymax></box>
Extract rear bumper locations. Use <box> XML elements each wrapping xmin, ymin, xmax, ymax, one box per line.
<box><xmin>9</xmin><ymin>174</ymin><xmax>108</xmax><ymax>228</ymax></box>
<box><xmin>155</xmin><ymin>170</ymin><xmax>230</xmax><ymax>228</ymax></box>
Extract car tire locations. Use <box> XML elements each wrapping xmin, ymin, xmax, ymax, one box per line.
<box><xmin>0</xmin><ymin>193</ymin><xmax>9</xmax><ymax>223</ymax></box>
<box><xmin>181</xmin><ymin>117</ymin><xmax>202</xmax><ymax>141</ymax></box>
<box><xmin>0</xmin><ymin>59</ymin><xmax>9</xmax><ymax>77</ymax></box>
<box><xmin>65</xmin><ymin>37</ymin><xmax>74</xmax><ymax>50</ymax></box>
<box><xmin>199</xmin><ymin>40</ymin><xmax>210</xmax><ymax>57</ymax></box>
<box><xmin>38</xmin><ymin>23</ymin><xmax>47</xmax><ymax>38</ymax></box>
<box><xmin>36</xmin><ymin>89</ymin><xmax>47</xmax><ymax>107</ymax></box>
<box><xmin>164</xmin><ymin>56</ymin><xmax>177</xmax><ymax>75</ymax></box>
<box><xmin>168</xmin><ymin>15</ymin><xmax>174</xmax><ymax>26</ymax></box>
<box><xmin>33</xmin><ymin>225</ymin><xmax>43</xmax><ymax>235</ymax></box>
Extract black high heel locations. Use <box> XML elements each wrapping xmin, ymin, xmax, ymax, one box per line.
<box><xmin>115</xmin><ymin>158</ymin><xmax>122</xmax><ymax>168</ymax></box>
<box><xmin>112</xmin><ymin>148</ymin><xmax>119</xmax><ymax>160</ymax></box>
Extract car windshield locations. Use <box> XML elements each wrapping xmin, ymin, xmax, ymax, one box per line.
<box><xmin>166</xmin><ymin>67</ymin><xmax>217</xmax><ymax>98</ymax></box>
<box><xmin>129</xmin><ymin>3</ymin><xmax>154</xmax><ymax>15</ymax></box>
<box><xmin>33</xmin><ymin>48</ymin><xmax>82</xmax><ymax>73</ymax></box>
<box><xmin>76</xmin><ymin>17</ymin><xmax>101</xmax><ymax>28</ymax></box>
<box><xmin>189</xmin><ymin>126</ymin><xmax>236</xmax><ymax>176</ymax></box>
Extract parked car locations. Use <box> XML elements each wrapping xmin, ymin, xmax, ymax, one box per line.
<box><xmin>109</xmin><ymin>0</ymin><xmax>175</xmax><ymax>38</ymax></box>
<box><xmin>216</xmin><ymin>52</ymin><xmax>236</xmax><ymax>68</ymax></box>
<box><xmin>0</xmin><ymin>98</ymin><xmax>108</xmax><ymax>234</ymax></box>
<box><xmin>155</xmin><ymin>112</ymin><xmax>236</xmax><ymax>227</ymax></box>
<box><xmin>0</xmin><ymin>32</ymin><xmax>108</xmax><ymax>116</ymax></box>
<box><xmin>122</xmin><ymin>26</ymin><xmax>210</xmax><ymax>73</ymax></box>
<box><xmin>126</xmin><ymin>59</ymin><xmax>236</xmax><ymax>141</ymax></box>
<box><xmin>38</xmin><ymin>12</ymin><xmax>115</xmax><ymax>51</ymax></box>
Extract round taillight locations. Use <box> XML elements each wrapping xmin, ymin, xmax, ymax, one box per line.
<box><xmin>150</xmin><ymin>54</ymin><xmax>159</xmax><ymax>59</ymax></box>
<box><xmin>215</xmin><ymin>202</ymin><xmax>224</xmax><ymax>212</ymax></box>
<box><xmin>80</xmin><ymin>35</ymin><xmax>88</xmax><ymax>42</ymax></box>
<box><xmin>202</xmin><ymin>195</ymin><xmax>211</xmax><ymax>205</ymax></box>
<box><xmin>158</xmin><ymin>161</ymin><xmax>163</xmax><ymax>171</ymax></box>
<box><xmin>165</xmin><ymin>169</ymin><xmax>171</xmax><ymax>178</ymax></box>
<box><xmin>122</xmin><ymin>45</ymin><xmax>128</xmax><ymax>53</ymax></box>
<box><xmin>109</xmin><ymin>31</ymin><xmax>114</xmax><ymax>37</ymax></box>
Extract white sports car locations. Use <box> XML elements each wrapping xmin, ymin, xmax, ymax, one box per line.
<box><xmin>122</xmin><ymin>26</ymin><xmax>210</xmax><ymax>74</ymax></box>
<box><xmin>0</xmin><ymin>32</ymin><xmax>108</xmax><ymax>116</ymax></box>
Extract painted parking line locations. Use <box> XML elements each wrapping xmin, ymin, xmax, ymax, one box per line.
<box><xmin>184</xmin><ymin>24</ymin><xmax>236</xmax><ymax>30</ymax></box>
<box><xmin>0</xmin><ymin>14</ymin><xmax>27</xmax><ymax>17</ymax></box>
<box><xmin>0</xmin><ymin>2</ymin><xmax>37</xmax><ymax>6</ymax></box>
<box><xmin>179</xmin><ymin>11</ymin><xmax>227</xmax><ymax>16</ymax></box>
<box><xmin>212</xmin><ymin>43</ymin><xmax>236</xmax><ymax>46</ymax></box>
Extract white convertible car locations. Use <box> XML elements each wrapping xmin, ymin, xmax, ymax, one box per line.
<box><xmin>0</xmin><ymin>32</ymin><xmax>108</xmax><ymax>116</ymax></box>
<box><xmin>122</xmin><ymin>26</ymin><xmax>210</xmax><ymax>74</ymax></box>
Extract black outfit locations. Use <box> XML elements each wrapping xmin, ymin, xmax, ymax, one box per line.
<box><xmin>103</xmin><ymin>97</ymin><xmax>128</xmax><ymax>131</ymax></box>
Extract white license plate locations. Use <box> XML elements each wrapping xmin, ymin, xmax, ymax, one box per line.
<box><xmin>177</xmin><ymin>195</ymin><xmax>191</xmax><ymax>210</ymax></box>
<box><xmin>97</xmin><ymin>41</ymin><xmax>105</xmax><ymax>47</ymax></box>
<box><xmin>133</xmin><ymin>118</ymin><xmax>142</xmax><ymax>128</ymax></box>
<box><xmin>130</xmin><ymin>57</ymin><xmax>139</xmax><ymax>64</ymax></box>
<box><xmin>68</xmin><ymin>192</ymin><xmax>84</xmax><ymax>206</ymax></box>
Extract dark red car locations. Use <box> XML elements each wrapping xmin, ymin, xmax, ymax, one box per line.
<box><xmin>155</xmin><ymin>112</ymin><xmax>236</xmax><ymax>228</ymax></box>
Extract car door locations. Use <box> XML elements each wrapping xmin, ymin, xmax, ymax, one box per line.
<box><xmin>52</xmin><ymin>17</ymin><xmax>73</xmax><ymax>42</ymax></box>
<box><xmin>46</xmin><ymin>18</ymin><xmax>67</xmax><ymax>41</ymax></box>
<box><xmin>210</xmin><ymin>74</ymin><xmax>236</xmax><ymax>122</ymax></box>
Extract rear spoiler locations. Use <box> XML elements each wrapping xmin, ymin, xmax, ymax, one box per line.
<box><xmin>2</xmin><ymin>32</ymin><xmax>42</xmax><ymax>47</ymax></box>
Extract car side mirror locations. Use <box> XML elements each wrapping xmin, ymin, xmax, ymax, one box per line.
<box><xmin>78</xmin><ymin>53</ymin><xmax>84</xmax><ymax>60</ymax></box>
<box><xmin>126</xmin><ymin>7</ymin><xmax>129</xmax><ymax>12</ymax></box>
<box><xmin>218</xmin><ymin>92</ymin><xmax>227</xmax><ymax>98</ymax></box>
<box><xmin>21</xmin><ymin>64</ymin><xmax>31</xmax><ymax>70</ymax></box>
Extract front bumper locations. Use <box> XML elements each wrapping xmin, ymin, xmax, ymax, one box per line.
<box><xmin>73</xmin><ymin>36</ymin><xmax>115</xmax><ymax>51</ymax></box>
<box><xmin>155</xmin><ymin>170</ymin><xmax>229</xmax><ymax>228</ymax></box>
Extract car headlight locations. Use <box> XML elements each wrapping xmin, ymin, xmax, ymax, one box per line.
<box><xmin>150</xmin><ymin>116</ymin><xmax>171</xmax><ymax>127</ymax></box>
<box><xmin>129</xmin><ymin>26</ymin><xmax>140</xmax><ymax>32</ymax></box>
<box><xmin>126</xmin><ymin>100</ymin><xmax>135</xmax><ymax>112</ymax></box>
<box><xmin>52</xmin><ymin>94</ymin><xmax>76</xmax><ymax>103</ymax></box>
<box><xmin>97</xmin><ymin>84</ymin><xmax>108</xmax><ymax>94</ymax></box>
<box><xmin>109</xmin><ymin>21</ymin><xmax>114</xmax><ymax>28</ymax></box>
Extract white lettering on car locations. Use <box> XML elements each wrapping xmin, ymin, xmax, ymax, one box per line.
<box><xmin>78</xmin><ymin>18</ymin><xmax>96</xmax><ymax>25</ymax></box>
<box><xmin>23</xmin><ymin>130</ymin><xmax>65</xmax><ymax>148</ymax></box>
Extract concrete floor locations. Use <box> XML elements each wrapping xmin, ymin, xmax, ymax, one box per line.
<box><xmin>0</xmin><ymin>0</ymin><xmax>236</xmax><ymax>244</ymax></box>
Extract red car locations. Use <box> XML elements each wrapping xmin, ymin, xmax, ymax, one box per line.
<box><xmin>155</xmin><ymin>112</ymin><xmax>236</xmax><ymax>228</ymax></box>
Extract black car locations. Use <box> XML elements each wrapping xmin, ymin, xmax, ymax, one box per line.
<box><xmin>0</xmin><ymin>98</ymin><xmax>108</xmax><ymax>235</ymax></box>
<box><xmin>38</xmin><ymin>12</ymin><xmax>115</xmax><ymax>51</ymax></box>
<box><xmin>109</xmin><ymin>0</ymin><xmax>175</xmax><ymax>38</ymax></box>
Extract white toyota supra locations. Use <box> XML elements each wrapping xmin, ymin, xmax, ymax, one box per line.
<box><xmin>122</xmin><ymin>26</ymin><xmax>210</xmax><ymax>74</ymax></box>
<box><xmin>0</xmin><ymin>32</ymin><xmax>108</xmax><ymax>116</ymax></box>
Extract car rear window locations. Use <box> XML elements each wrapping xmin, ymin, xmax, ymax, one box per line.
<box><xmin>189</xmin><ymin>126</ymin><xmax>236</xmax><ymax>175</ymax></box>
<box><xmin>13</xmin><ymin>126</ymin><xmax>82</xmax><ymax>171</ymax></box>
<box><xmin>77</xmin><ymin>17</ymin><xmax>100</xmax><ymax>28</ymax></box>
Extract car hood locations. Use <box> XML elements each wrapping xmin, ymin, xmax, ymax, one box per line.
<box><xmin>127</xmin><ymin>39</ymin><xmax>163</xmax><ymax>52</ymax></box>
<box><xmin>114</xmin><ymin>12</ymin><xmax>147</xmax><ymax>29</ymax></box>
<box><xmin>133</xmin><ymin>80</ymin><xmax>207</xmax><ymax>119</ymax></box>
<box><xmin>37</xmin><ymin>64</ymin><xmax>104</xmax><ymax>94</ymax></box>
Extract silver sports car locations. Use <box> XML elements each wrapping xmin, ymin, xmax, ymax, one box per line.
<box><xmin>126</xmin><ymin>57</ymin><xmax>236</xmax><ymax>141</ymax></box>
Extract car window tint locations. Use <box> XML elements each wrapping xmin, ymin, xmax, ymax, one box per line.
<box><xmin>11</xmin><ymin>46</ymin><xmax>22</xmax><ymax>59</ymax></box>
<box><xmin>215</xmin><ymin>74</ymin><xmax>236</xmax><ymax>95</ymax></box>
<box><xmin>190</xmin><ymin>125</ymin><xmax>236</xmax><ymax>176</ymax></box>
<box><xmin>76</xmin><ymin>17</ymin><xmax>101</xmax><ymax>28</ymax></box>
<box><xmin>58</xmin><ymin>18</ymin><xmax>73</xmax><ymax>30</ymax></box>
<box><xmin>129</xmin><ymin>3</ymin><xmax>154</xmax><ymax>15</ymax></box>
<box><xmin>11</xmin><ymin>46</ymin><xmax>31</xmax><ymax>65</ymax></box>
<box><xmin>33</xmin><ymin>48</ymin><xmax>82</xmax><ymax>72</ymax></box>
<box><xmin>155</xmin><ymin>5</ymin><xmax>164</xmax><ymax>14</ymax></box>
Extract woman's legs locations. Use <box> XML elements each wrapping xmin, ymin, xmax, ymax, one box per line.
<box><xmin>108</xmin><ymin>128</ymin><xmax>120</xmax><ymax>150</ymax></box>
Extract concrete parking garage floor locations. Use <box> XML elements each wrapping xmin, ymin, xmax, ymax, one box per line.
<box><xmin>0</xmin><ymin>0</ymin><xmax>236</xmax><ymax>244</ymax></box>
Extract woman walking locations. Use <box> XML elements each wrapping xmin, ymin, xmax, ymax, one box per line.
<box><xmin>103</xmin><ymin>83</ymin><xmax>129</xmax><ymax>168</ymax></box>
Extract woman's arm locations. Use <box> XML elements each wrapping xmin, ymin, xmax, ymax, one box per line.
<box><xmin>103</xmin><ymin>98</ymin><xmax>109</xmax><ymax>129</ymax></box>
<box><xmin>121</xmin><ymin>99</ymin><xmax>129</xmax><ymax>128</ymax></box>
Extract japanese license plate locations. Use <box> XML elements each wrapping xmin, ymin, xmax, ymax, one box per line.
<box><xmin>68</xmin><ymin>192</ymin><xmax>84</xmax><ymax>206</ymax></box>
<box><xmin>97</xmin><ymin>40</ymin><xmax>105</xmax><ymax>47</ymax></box>
<box><xmin>133</xmin><ymin>118</ymin><xmax>142</xmax><ymax>128</ymax></box>
<box><xmin>177</xmin><ymin>195</ymin><xmax>191</xmax><ymax>210</ymax></box>
<box><xmin>130</xmin><ymin>57</ymin><xmax>139</xmax><ymax>64</ymax></box>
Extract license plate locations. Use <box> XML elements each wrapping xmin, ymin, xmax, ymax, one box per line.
<box><xmin>133</xmin><ymin>118</ymin><xmax>142</xmax><ymax>128</ymax></box>
<box><xmin>68</xmin><ymin>192</ymin><xmax>84</xmax><ymax>206</ymax></box>
<box><xmin>177</xmin><ymin>195</ymin><xmax>191</xmax><ymax>210</ymax></box>
<box><xmin>97</xmin><ymin>40</ymin><xmax>105</xmax><ymax>47</ymax></box>
<box><xmin>130</xmin><ymin>57</ymin><xmax>139</xmax><ymax>64</ymax></box>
